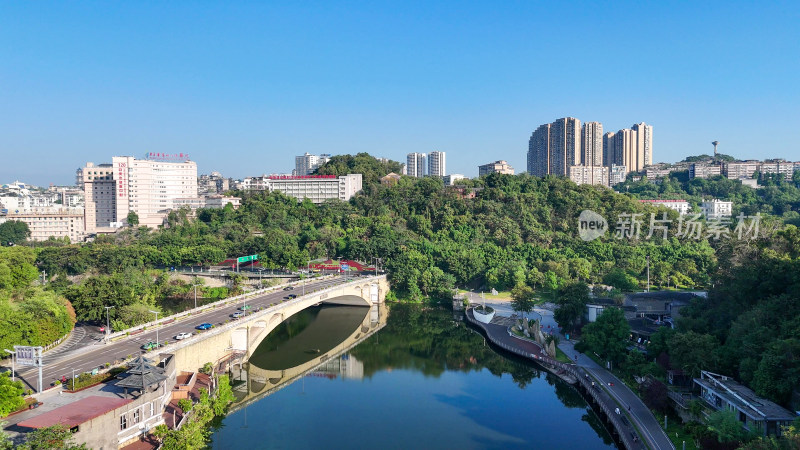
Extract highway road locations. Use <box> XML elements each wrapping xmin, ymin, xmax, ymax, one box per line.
<box><xmin>13</xmin><ymin>276</ymin><xmax>350</xmax><ymax>392</ymax></box>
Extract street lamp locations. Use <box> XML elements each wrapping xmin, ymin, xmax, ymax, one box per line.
<box><xmin>104</xmin><ymin>306</ymin><xmax>115</xmax><ymax>342</ymax></box>
<box><xmin>3</xmin><ymin>349</ymin><xmax>15</xmax><ymax>382</ymax></box>
<box><xmin>191</xmin><ymin>278</ymin><xmax>201</xmax><ymax>309</ymax></box>
<box><xmin>149</xmin><ymin>310</ymin><xmax>160</xmax><ymax>347</ymax></box>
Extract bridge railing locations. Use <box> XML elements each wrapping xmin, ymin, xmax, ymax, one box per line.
<box><xmin>133</xmin><ymin>275</ymin><xmax>388</xmax><ymax>359</ymax></box>
<box><xmin>105</xmin><ymin>274</ymin><xmax>342</xmax><ymax>342</ymax></box>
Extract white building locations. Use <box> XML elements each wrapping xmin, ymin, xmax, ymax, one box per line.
<box><xmin>0</xmin><ymin>208</ymin><xmax>86</xmax><ymax>242</ymax></box>
<box><xmin>443</xmin><ymin>174</ymin><xmax>466</xmax><ymax>186</ymax></box>
<box><xmin>701</xmin><ymin>199</ymin><xmax>733</xmax><ymax>220</ymax></box>
<box><xmin>80</xmin><ymin>155</ymin><xmax>198</xmax><ymax>231</ymax></box>
<box><xmin>241</xmin><ymin>174</ymin><xmax>362</xmax><ymax>203</ymax></box>
<box><xmin>609</xmin><ymin>165</ymin><xmax>628</xmax><ymax>186</ymax></box>
<box><xmin>569</xmin><ymin>165</ymin><xmax>609</xmax><ymax>186</ymax></box>
<box><xmin>638</xmin><ymin>199</ymin><xmax>691</xmax><ymax>215</ymax></box>
<box><xmin>294</xmin><ymin>153</ymin><xmax>331</xmax><ymax>176</ymax></box>
<box><xmin>689</xmin><ymin>163</ymin><xmax>723</xmax><ymax>179</ymax></box>
<box><xmin>406</xmin><ymin>153</ymin><xmax>426</xmax><ymax>178</ymax></box>
<box><xmin>478</xmin><ymin>160</ymin><xmax>515</xmax><ymax>176</ymax></box>
<box><xmin>427</xmin><ymin>151</ymin><xmax>446</xmax><ymax>177</ymax></box>
<box><xmin>724</xmin><ymin>161</ymin><xmax>760</xmax><ymax>180</ymax></box>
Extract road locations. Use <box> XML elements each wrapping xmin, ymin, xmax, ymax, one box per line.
<box><xmin>13</xmin><ymin>276</ymin><xmax>349</xmax><ymax>392</ymax></box>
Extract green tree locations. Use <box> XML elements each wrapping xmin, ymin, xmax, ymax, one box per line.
<box><xmin>126</xmin><ymin>211</ymin><xmax>139</xmax><ymax>226</ymax></box>
<box><xmin>579</xmin><ymin>307</ymin><xmax>630</xmax><ymax>365</ymax></box>
<box><xmin>510</xmin><ymin>284</ymin><xmax>536</xmax><ymax>319</ymax></box>
<box><xmin>554</xmin><ymin>282</ymin><xmax>589</xmax><ymax>332</ymax></box>
<box><xmin>0</xmin><ymin>372</ymin><xmax>24</xmax><ymax>417</ymax></box>
<box><xmin>177</xmin><ymin>398</ymin><xmax>193</xmax><ymax>413</ymax></box>
<box><xmin>0</xmin><ymin>221</ymin><xmax>29</xmax><ymax>246</ymax></box>
<box><xmin>706</xmin><ymin>409</ymin><xmax>748</xmax><ymax>444</ymax></box>
<box><xmin>668</xmin><ymin>331</ymin><xmax>718</xmax><ymax>378</ymax></box>
<box><xmin>21</xmin><ymin>424</ymin><xmax>88</xmax><ymax>449</ymax></box>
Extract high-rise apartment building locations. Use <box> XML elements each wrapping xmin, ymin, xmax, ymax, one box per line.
<box><xmin>294</xmin><ymin>153</ymin><xmax>331</xmax><ymax>176</ymax></box>
<box><xmin>427</xmin><ymin>151</ymin><xmax>446</xmax><ymax>177</ymax></box>
<box><xmin>527</xmin><ymin>118</ymin><xmax>581</xmax><ymax>176</ymax></box>
<box><xmin>478</xmin><ymin>160</ymin><xmax>515</xmax><ymax>176</ymax></box>
<box><xmin>581</xmin><ymin>122</ymin><xmax>604</xmax><ymax>167</ymax></box>
<box><xmin>569</xmin><ymin>165</ymin><xmax>608</xmax><ymax>186</ymax></box>
<box><xmin>80</xmin><ymin>155</ymin><xmax>198</xmax><ymax>231</ymax></box>
<box><xmin>603</xmin><ymin>123</ymin><xmax>654</xmax><ymax>174</ymax></box>
<box><xmin>406</xmin><ymin>153</ymin><xmax>427</xmax><ymax>178</ymax></box>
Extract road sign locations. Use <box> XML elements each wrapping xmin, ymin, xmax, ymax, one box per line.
<box><xmin>237</xmin><ymin>254</ymin><xmax>259</xmax><ymax>263</ymax></box>
<box><xmin>14</xmin><ymin>345</ymin><xmax>41</xmax><ymax>367</ymax></box>
<box><xmin>341</xmin><ymin>264</ymin><xmax>349</xmax><ymax>271</ymax></box>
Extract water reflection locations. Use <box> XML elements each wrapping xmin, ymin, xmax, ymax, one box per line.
<box><xmin>212</xmin><ymin>304</ymin><xmax>614</xmax><ymax>449</ymax></box>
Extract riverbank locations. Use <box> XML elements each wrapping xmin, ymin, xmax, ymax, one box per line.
<box><xmin>465</xmin><ymin>308</ymin><xmax>644</xmax><ymax>450</ymax></box>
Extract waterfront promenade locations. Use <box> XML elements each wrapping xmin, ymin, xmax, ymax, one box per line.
<box><xmin>466</xmin><ymin>308</ymin><xmax>675</xmax><ymax>450</ymax></box>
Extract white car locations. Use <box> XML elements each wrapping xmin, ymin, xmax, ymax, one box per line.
<box><xmin>175</xmin><ymin>332</ymin><xmax>193</xmax><ymax>340</ymax></box>
<box><xmin>231</xmin><ymin>311</ymin><xmax>245</xmax><ymax>319</ymax></box>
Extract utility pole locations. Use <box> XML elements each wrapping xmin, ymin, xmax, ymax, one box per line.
<box><xmin>3</xmin><ymin>349</ymin><xmax>15</xmax><ymax>382</ymax></box>
<box><xmin>646</xmin><ymin>255</ymin><xmax>650</xmax><ymax>292</ymax></box>
<box><xmin>149</xmin><ymin>310</ymin><xmax>160</xmax><ymax>346</ymax></box>
<box><xmin>104</xmin><ymin>306</ymin><xmax>115</xmax><ymax>342</ymax></box>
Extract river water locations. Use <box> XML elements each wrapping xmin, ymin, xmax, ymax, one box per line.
<box><xmin>209</xmin><ymin>304</ymin><xmax>615</xmax><ymax>449</ymax></box>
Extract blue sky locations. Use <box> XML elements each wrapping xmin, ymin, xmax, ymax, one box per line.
<box><xmin>2</xmin><ymin>1</ymin><xmax>799</xmax><ymax>185</ymax></box>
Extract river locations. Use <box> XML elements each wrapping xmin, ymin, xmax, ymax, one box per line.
<box><xmin>208</xmin><ymin>304</ymin><xmax>615</xmax><ymax>449</ymax></box>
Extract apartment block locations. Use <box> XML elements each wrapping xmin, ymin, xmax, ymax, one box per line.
<box><xmin>479</xmin><ymin>160</ymin><xmax>515</xmax><ymax>176</ymax></box>
<box><xmin>528</xmin><ymin>118</ymin><xmax>582</xmax><ymax>176</ymax></box>
<box><xmin>294</xmin><ymin>153</ymin><xmax>331</xmax><ymax>176</ymax></box>
<box><xmin>689</xmin><ymin>163</ymin><xmax>723</xmax><ymax>179</ymax></box>
<box><xmin>406</xmin><ymin>153</ymin><xmax>427</xmax><ymax>178</ymax></box>
<box><xmin>0</xmin><ymin>208</ymin><xmax>86</xmax><ymax>242</ymax></box>
<box><xmin>569</xmin><ymin>165</ymin><xmax>608</xmax><ymax>186</ymax></box>
<box><xmin>581</xmin><ymin>121</ymin><xmax>604</xmax><ymax>167</ymax></box>
<box><xmin>609</xmin><ymin>165</ymin><xmax>628</xmax><ymax>186</ymax></box>
<box><xmin>427</xmin><ymin>151</ymin><xmax>446</xmax><ymax>177</ymax></box>
<box><xmin>724</xmin><ymin>161</ymin><xmax>760</xmax><ymax>180</ymax></box>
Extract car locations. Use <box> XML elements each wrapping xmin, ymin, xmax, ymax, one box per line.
<box><xmin>287</xmin><ymin>294</ymin><xmax>297</xmax><ymax>299</ymax></box>
<box><xmin>239</xmin><ymin>305</ymin><xmax>251</xmax><ymax>311</ymax></box>
<box><xmin>283</xmin><ymin>286</ymin><xmax>294</xmax><ymax>291</ymax></box>
<box><xmin>231</xmin><ymin>311</ymin><xmax>244</xmax><ymax>319</ymax></box>
<box><xmin>141</xmin><ymin>341</ymin><xmax>159</xmax><ymax>350</ymax></box>
<box><xmin>195</xmin><ymin>323</ymin><xmax>213</xmax><ymax>330</ymax></box>
<box><xmin>175</xmin><ymin>332</ymin><xmax>192</xmax><ymax>340</ymax></box>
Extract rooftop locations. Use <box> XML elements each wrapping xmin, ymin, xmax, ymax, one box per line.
<box><xmin>696</xmin><ymin>371</ymin><xmax>797</xmax><ymax>421</ymax></box>
<box><xmin>17</xmin><ymin>396</ymin><xmax>132</xmax><ymax>429</ymax></box>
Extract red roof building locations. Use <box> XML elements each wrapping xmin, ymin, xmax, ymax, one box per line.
<box><xmin>18</xmin><ymin>396</ymin><xmax>132</xmax><ymax>429</ymax></box>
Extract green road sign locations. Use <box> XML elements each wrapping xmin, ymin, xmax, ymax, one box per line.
<box><xmin>237</xmin><ymin>254</ymin><xmax>259</xmax><ymax>263</ymax></box>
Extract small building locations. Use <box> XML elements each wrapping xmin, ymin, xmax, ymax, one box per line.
<box><xmin>695</xmin><ymin>371</ymin><xmax>797</xmax><ymax>437</ymax></box>
<box><xmin>638</xmin><ymin>199</ymin><xmax>691</xmax><ymax>215</ymax></box>
<box><xmin>205</xmin><ymin>195</ymin><xmax>241</xmax><ymax>209</ymax></box>
<box><xmin>380</xmin><ymin>172</ymin><xmax>402</xmax><ymax>187</ymax></box>
<box><xmin>478</xmin><ymin>160</ymin><xmax>515</xmax><ymax>176</ymax></box>
<box><xmin>700</xmin><ymin>199</ymin><xmax>733</xmax><ymax>220</ymax></box>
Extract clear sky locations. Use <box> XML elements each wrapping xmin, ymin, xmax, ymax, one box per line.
<box><xmin>2</xmin><ymin>1</ymin><xmax>799</xmax><ymax>186</ymax></box>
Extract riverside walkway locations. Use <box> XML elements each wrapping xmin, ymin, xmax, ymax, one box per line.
<box><xmin>466</xmin><ymin>309</ymin><xmax>646</xmax><ymax>450</ymax></box>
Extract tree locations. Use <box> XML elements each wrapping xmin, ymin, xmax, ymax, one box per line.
<box><xmin>21</xmin><ymin>424</ymin><xmax>88</xmax><ymax>449</ymax></box>
<box><xmin>579</xmin><ymin>307</ymin><xmax>630</xmax><ymax>365</ymax></box>
<box><xmin>510</xmin><ymin>284</ymin><xmax>535</xmax><ymax>319</ymax></box>
<box><xmin>554</xmin><ymin>282</ymin><xmax>589</xmax><ymax>332</ymax></box>
<box><xmin>0</xmin><ymin>221</ymin><xmax>29</xmax><ymax>246</ymax></box>
<box><xmin>706</xmin><ymin>409</ymin><xmax>749</xmax><ymax>444</ymax></box>
<box><xmin>0</xmin><ymin>372</ymin><xmax>24</xmax><ymax>417</ymax></box>
<box><xmin>178</xmin><ymin>398</ymin><xmax>193</xmax><ymax>413</ymax></box>
<box><xmin>126</xmin><ymin>211</ymin><xmax>139</xmax><ymax>226</ymax></box>
<box><xmin>668</xmin><ymin>331</ymin><xmax>718</xmax><ymax>377</ymax></box>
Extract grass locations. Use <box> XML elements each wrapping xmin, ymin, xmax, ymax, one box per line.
<box><xmin>662</xmin><ymin>412</ymin><xmax>700</xmax><ymax>450</ymax></box>
<box><xmin>555</xmin><ymin>347</ymin><xmax>572</xmax><ymax>363</ymax></box>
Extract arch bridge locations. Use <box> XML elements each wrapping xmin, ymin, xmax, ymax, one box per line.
<box><xmin>170</xmin><ymin>275</ymin><xmax>389</xmax><ymax>373</ymax></box>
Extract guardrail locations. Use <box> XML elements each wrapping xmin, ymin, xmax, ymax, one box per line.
<box><xmin>129</xmin><ymin>275</ymin><xmax>387</xmax><ymax>362</ymax></box>
<box><xmin>105</xmin><ymin>274</ymin><xmax>339</xmax><ymax>342</ymax></box>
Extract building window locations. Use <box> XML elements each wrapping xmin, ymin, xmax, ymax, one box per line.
<box><xmin>133</xmin><ymin>409</ymin><xmax>140</xmax><ymax>424</ymax></box>
<box><xmin>120</xmin><ymin>414</ymin><xmax>127</xmax><ymax>430</ymax></box>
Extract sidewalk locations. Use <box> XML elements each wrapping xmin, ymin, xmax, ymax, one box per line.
<box><xmin>539</xmin><ymin>307</ymin><xmax>674</xmax><ymax>450</ymax></box>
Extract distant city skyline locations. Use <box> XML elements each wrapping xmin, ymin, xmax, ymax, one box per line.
<box><xmin>2</xmin><ymin>2</ymin><xmax>799</xmax><ymax>185</ymax></box>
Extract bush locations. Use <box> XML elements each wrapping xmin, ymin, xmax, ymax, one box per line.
<box><xmin>178</xmin><ymin>398</ymin><xmax>193</xmax><ymax>413</ymax></box>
